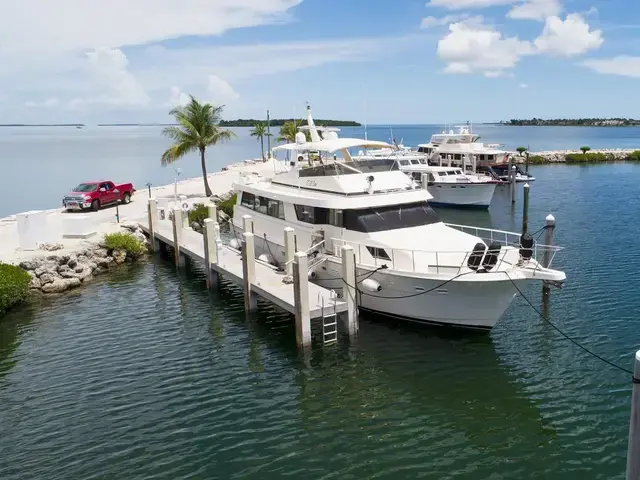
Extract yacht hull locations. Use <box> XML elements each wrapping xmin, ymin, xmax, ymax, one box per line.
<box><xmin>427</xmin><ymin>182</ymin><xmax>497</xmax><ymax>209</ymax></box>
<box><xmin>242</xmin><ymin>229</ymin><xmax>519</xmax><ymax>330</ymax></box>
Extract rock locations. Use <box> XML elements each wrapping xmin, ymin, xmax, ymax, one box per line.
<box><xmin>77</xmin><ymin>269</ymin><xmax>93</xmax><ymax>283</ymax></box>
<box><xmin>39</xmin><ymin>273</ymin><xmax>55</xmax><ymax>285</ymax></box>
<box><xmin>87</xmin><ymin>261</ymin><xmax>98</xmax><ymax>271</ymax></box>
<box><xmin>96</xmin><ymin>258</ymin><xmax>112</xmax><ymax>268</ymax></box>
<box><xmin>92</xmin><ymin>248</ymin><xmax>108</xmax><ymax>258</ymax></box>
<box><xmin>59</xmin><ymin>269</ymin><xmax>78</xmax><ymax>279</ymax></box>
<box><xmin>120</xmin><ymin>222</ymin><xmax>138</xmax><ymax>232</ymax></box>
<box><xmin>190</xmin><ymin>221</ymin><xmax>203</xmax><ymax>233</ymax></box>
<box><xmin>282</xmin><ymin>275</ymin><xmax>294</xmax><ymax>285</ymax></box>
<box><xmin>133</xmin><ymin>231</ymin><xmax>146</xmax><ymax>244</ymax></box>
<box><xmin>74</xmin><ymin>266</ymin><xmax>84</xmax><ymax>273</ymax></box>
<box><xmin>19</xmin><ymin>260</ymin><xmax>37</xmax><ymax>270</ymax></box>
<box><xmin>39</xmin><ymin>242</ymin><xmax>63</xmax><ymax>251</ymax></box>
<box><xmin>34</xmin><ymin>266</ymin><xmax>48</xmax><ymax>277</ymax></box>
<box><xmin>77</xmin><ymin>254</ymin><xmax>88</xmax><ymax>264</ymax></box>
<box><xmin>113</xmin><ymin>249</ymin><xmax>127</xmax><ymax>264</ymax></box>
<box><xmin>67</xmin><ymin>256</ymin><xmax>78</xmax><ymax>269</ymax></box>
<box><xmin>29</xmin><ymin>276</ymin><xmax>42</xmax><ymax>289</ymax></box>
<box><xmin>58</xmin><ymin>255</ymin><xmax>70</xmax><ymax>265</ymax></box>
<box><xmin>58</xmin><ymin>264</ymin><xmax>71</xmax><ymax>274</ymax></box>
<box><xmin>46</xmin><ymin>255</ymin><xmax>60</xmax><ymax>262</ymax></box>
<box><xmin>41</xmin><ymin>277</ymin><xmax>81</xmax><ymax>293</ymax></box>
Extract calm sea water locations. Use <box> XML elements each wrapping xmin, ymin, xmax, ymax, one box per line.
<box><xmin>1</xmin><ymin>124</ymin><xmax>639</xmax><ymax>218</ymax></box>
<box><xmin>2</xmin><ymin>163</ymin><xmax>640</xmax><ymax>478</ymax></box>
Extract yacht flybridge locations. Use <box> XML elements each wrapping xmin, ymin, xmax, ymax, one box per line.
<box><xmin>229</xmin><ymin>107</ymin><xmax>566</xmax><ymax>330</ymax></box>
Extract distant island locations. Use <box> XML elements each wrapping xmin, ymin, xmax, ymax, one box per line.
<box><xmin>0</xmin><ymin>123</ymin><xmax>85</xmax><ymax>127</ymax></box>
<box><xmin>219</xmin><ymin>118</ymin><xmax>361</xmax><ymax>127</ymax></box>
<box><xmin>501</xmin><ymin>118</ymin><xmax>640</xmax><ymax>127</ymax></box>
<box><xmin>97</xmin><ymin>123</ymin><xmax>177</xmax><ymax>127</ymax></box>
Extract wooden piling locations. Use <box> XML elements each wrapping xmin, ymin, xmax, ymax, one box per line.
<box><xmin>203</xmin><ymin>218</ymin><xmax>218</xmax><ymax>288</ymax></box>
<box><xmin>171</xmin><ymin>207</ymin><xmax>185</xmax><ymax>268</ymax></box>
<box><xmin>510</xmin><ymin>165</ymin><xmax>516</xmax><ymax>204</ymax></box>
<box><xmin>522</xmin><ymin>183</ymin><xmax>530</xmax><ymax>235</ymax></box>
<box><xmin>341</xmin><ymin>245</ymin><xmax>358</xmax><ymax>338</ymax></box>
<box><xmin>626</xmin><ymin>350</ymin><xmax>640</xmax><ymax>480</ymax></box>
<box><xmin>292</xmin><ymin>252</ymin><xmax>311</xmax><ymax>348</ymax></box>
<box><xmin>147</xmin><ymin>198</ymin><xmax>158</xmax><ymax>252</ymax></box>
<box><xmin>542</xmin><ymin>214</ymin><xmax>555</xmax><ymax>296</ymax></box>
<box><xmin>242</xmin><ymin>232</ymin><xmax>258</xmax><ymax>312</ymax></box>
<box><xmin>284</xmin><ymin>227</ymin><xmax>295</xmax><ymax>275</ymax></box>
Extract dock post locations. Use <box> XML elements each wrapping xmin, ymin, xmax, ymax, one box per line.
<box><xmin>171</xmin><ymin>207</ymin><xmax>185</xmax><ymax>268</ymax></box>
<box><xmin>182</xmin><ymin>205</ymin><xmax>190</xmax><ymax>229</ymax></box>
<box><xmin>242</xmin><ymin>232</ymin><xmax>258</xmax><ymax>312</ymax></box>
<box><xmin>510</xmin><ymin>165</ymin><xmax>516</xmax><ymax>204</ymax></box>
<box><xmin>341</xmin><ymin>245</ymin><xmax>358</xmax><ymax>338</ymax></box>
<box><xmin>421</xmin><ymin>173</ymin><xmax>429</xmax><ymax>189</ymax></box>
<box><xmin>626</xmin><ymin>350</ymin><xmax>640</xmax><ymax>480</ymax></box>
<box><xmin>542</xmin><ymin>214</ymin><xmax>556</xmax><ymax>296</ymax></box>
<box><xmin>208</xmin><ymin>203</ymin><xmax>217</xmax><ymax>222</ymax></box>
<box><xmin>284</xmin><ymin>227</ymin><xmax>295</xmax><ymax>275</ymax></box>
<box><xmin>292</xmin><ymin>252</ymin><xmax>311</xmax><ymax>349</ymax></box>
<box><xmin>522</xmin><ymin>183</ymin><xmax>530</xmax><ymax>235</ymax></box>
<box><xmin>147</xmin><ymin>198</ymin><xmax>158</xmax><ymax>252</ymax></box>
<box><xmin>203</xmin><ymin>219</ymin><xmax>218</xmax><ymax>289</ymax></box>
<box><xmin>243</xmin><ymin>214</ymin><xmax>253</xmax><ymax>233</ymax></box>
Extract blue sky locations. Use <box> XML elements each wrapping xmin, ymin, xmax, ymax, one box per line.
<box><xmin>0</xmin><ymin>0</ymin><xmax>638</xmax><ymax>124</ymax></box>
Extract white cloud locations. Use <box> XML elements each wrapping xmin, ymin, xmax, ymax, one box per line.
<box><xmin>207</xmin><ymin>75</ymin><xmax>240</xmax><ymax>104</ymax></box>
<box><xmin>507</xmin><ymin>0</ymin><xmax>562</xmax><ymax>21</ymax></box>
<box><xmin>0</xmin><ymin>0</ymin><xmax>302</xmax><ymax>56</ymax></box>
<box><xmin>583</xmin><ymin>56</ymin><xmax>640</xmax><ymax>78</ymax></box>
<box><xmin>534</xmin><ymin>14</ymin><xmax>603</xmax><ymax>56</ymax></box>
<box><xmin>421</xmin><ymin>14</ymin><xmax>484</xmax><ymax>28</ymax></box>
<box><xmin>519</xmin><ymin>82</ymin><xmax>528</xmax><ymax>88</ymax></box>
<box><xmin>25</xmin><ymin>98</ymin><xmax>60</xmax><ymax>108</ymax></box>
<box><xmin>427</xmin><ymin>0</ymin><xmax>517</xmax><ymax>9</ymax></box>
<box><xmin>165</xmin><ymin>87</ymin><xmax>191</xmax><ymax>107</ymax></box>
<box><xmin>437</xmin><ymin>21</ymin><xmax>533</xmax><ymax>76</ymax></box>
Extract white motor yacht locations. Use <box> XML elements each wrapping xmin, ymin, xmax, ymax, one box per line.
<box><xmin>228</xmin><ymin>107</ymin><xmax>566</xmax><ymax>330</ymax></box>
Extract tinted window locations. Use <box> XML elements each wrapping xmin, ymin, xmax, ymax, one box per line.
<box><xmin>241</xmin><ymin>192</ymin><xmax>255</xmax><ymax>208</ymax></box>
<box><xmin>343</xmin><ymin>202</ymin><xmax>440</xmax><ymax>233</ymax></box>
<box><xmin>73</xmin><ymin>183</ymin><xmax>97</xmax><ymax>192</ymax></box>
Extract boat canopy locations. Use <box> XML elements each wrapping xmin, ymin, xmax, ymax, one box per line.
<box><xmin>273</xmin><ymin>138</ymin><xmax>395</xmax><ymax>154</ymax></box>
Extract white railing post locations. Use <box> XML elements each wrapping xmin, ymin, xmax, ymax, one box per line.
<box><xmin>243</xmin><ymin>214</ymin><xmax>253</xmax><ymax>233</ymax></box>
<box><xmin>242</xmin><ymin>232</ymin><xmax>257</xmax><ymax>312</ymax></box>
<box><xmin>284</xmin><ymin>227</ymin><xmax>295</xmax><ymax>275</ymax></box>
<box><xmin>171</xmin><ymin>207</ymin><xmax>185</xmax><ymax>268</ymax></box>
<box><xmin>203</xmin><ymin>218</ymin><xmax>218</xmax><ymax>288</ymax></box>
<box><xmin>293</xmin><ymin>252</ymin><xmax>311</xmax><ymax>349</ymax></box>
<box><xmin>626</xmin><ymin>350</ymin><xmax>640</xmax><ymax>480</ymax></box>
<box><xmin>341</xmin><ymin>245</ymin><xmax>358</xmax><ymax>338</ymax></box>
<box><xmin>147</xmin><ymin>198</ymin><xmax>158</xmax><ymax>252</ymax></box>
<box><xmin>208</xmin><ymin>203</ymin><xmax>217</xmax><ymax>222</ymax></box>
<box><xmin>542</xmin><ymin>214</ymin><xmax>556</xmax><ymax>296</ymax></box>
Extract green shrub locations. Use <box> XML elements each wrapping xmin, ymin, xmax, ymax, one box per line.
<box><xmin>628</xmin><ymin>150</ymin><xmax>640</xmax><ymax>162</ymax></box>
<box><xmin>527</xmin><ymin>155</ymin><xmax>547</xmax><ymax>165</ymax></box>
<box><xmin>103</xmin><ymin>233</ymin><xmax>145</xmax><ymax>258</ymax></box>
<box><xmin>218</xmin><ymin>193</ymin><xmax>237</xmax><ymax>218</ymax></box>
<box><xmin>0</xmin><ymin>263</ymin><xmax>31</xmax><ymax>316</ymax></box>
<box><xmin>188</xmin><ymin>203</ymin><xmax>209</xmax><ymax>226</ymax></box>
<box><xmin>580</xmin><ymin>145</ymin><xmax>591</xmax><ymax>154</ymax></box>
<box><xmin>565</xmin><ymin>152</ymin><xmax>610</xmax><ymax>163</ymax></box>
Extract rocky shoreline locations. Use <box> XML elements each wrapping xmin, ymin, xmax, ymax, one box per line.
<box><xmin>526</xmin><ymin>149</ymin><xmax>639</xmax><ymax>163</ymax></box>
<box><xmin>18</xmin><ymin>224</ymin><xmax>149</xmax><ymax>294</ymax></box>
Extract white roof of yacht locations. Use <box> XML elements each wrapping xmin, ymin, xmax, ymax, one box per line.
<box><xmin>273</xmin><ymin>138</ymin><xmax>395</xmax><ymax>153</ymax></box>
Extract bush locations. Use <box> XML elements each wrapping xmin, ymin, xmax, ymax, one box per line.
<box><xmin>188</xmin><ymin>203</ymin><xmax>209</xmax><ymax>226</ymax></box>
<box><xmin>628</xmin><ymin>150</ymin><xmax>640</xmax><ymax>162</ymax></box>
<box><xmin>103</xmin><ymin>233</ymin><xmax>145</xmax><ymax>258</ymax></box>
<box><xmin>0</xmin><ymin>263</ymin><xmax>31</xmax><ymax>316</ymax></box>
<box><xmin>218</xmin><ymin>193</ymin><xmax>237</xmax><ymax>218</ymax></box>
<box><xmin>580</xmin><ymin>145</ymin><xmax>591</xmax><ymax>154</ymax></box>
<box><xmin>565</xmin><ymin>152</ymin><xmax>611</xmax><ymax>163</ymax></box>
<box><xmin>527</xmin><ymin>155</ymin><xmax>547</xmax><ymax>165</ymax></box>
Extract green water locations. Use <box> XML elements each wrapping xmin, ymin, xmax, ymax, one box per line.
<box><xmin>1</xmin><ymin>164</ymin><xmax>639</xmax><ymax>479</ymax></box>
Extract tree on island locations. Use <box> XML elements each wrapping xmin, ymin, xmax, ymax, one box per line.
<box><xmin>580</xmin><ymin>145</ymin><xmax>591</xmax><ymax>154</ymax></box>
<box><xmin>250</xmin><ymin>122</ymin><xmax>271</xmax><ymax>162</ymax></box>
<box><xmin>161</xmin><ymin>96</ymin><xmax>235</xmax><ymax>197</ymax></box>
<box><xmin>516</xmin><ymin>146</ymin><xmax>527</xmax><ymax>156</ymax></box>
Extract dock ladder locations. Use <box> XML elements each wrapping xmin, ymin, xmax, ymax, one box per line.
<box><xmin>320</xmin><ymin>290</ymin><xmax>338</xmax><ymax>345</ymax></box>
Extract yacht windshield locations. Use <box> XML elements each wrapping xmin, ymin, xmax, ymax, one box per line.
<box><xmin>343</xmin><ymin>201</ymin><xmax>440</xmax><ymax>232</ymax></box>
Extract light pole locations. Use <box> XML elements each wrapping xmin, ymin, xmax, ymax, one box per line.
<box><xmin>113</xmin><ymin>188</ymin><xmax>120</xmax><ymax>223</ymax></box>
<box><xmin>146</xmin><ymin>182</ymin><xmax>152</xmax><ymax>198</ymax></box>
<box><xmin>173</xmin><ymin>168</ymin><xmax>182</xmax><ymax>206</ymax></box>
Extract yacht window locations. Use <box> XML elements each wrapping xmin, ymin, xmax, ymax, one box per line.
<box><xmin>343</xmin><ymin>201</ymin><xmax>440</xmax><ymax>233</ymax></box>
<box><xmin>447</xmin><ymin>170</ymin><xmax>457</xmax><ymax>175</ymax></box>
<box><xmin>417</xmin><ymin>147</ymin><xmax>426</xmax><ymax>153</ymax></box>
<box><xmin>419</xmin><ymin>158</ymin><xmax>427</xmax><ymax>164</ymax></box>
<box><xmin>254</xmin><ymin>196</ymin><xmax>268</xmax><ymax>215</ymax></box>
<box><xmin>267</xmin><ymin>199</ymin><xmax>285</xmax><ymax>220</ymax></box>
<box><xmin>428</xmin><ymin>173</ymin><xmax>436</xmax><ymax>182</ymax></box>
<box><xmin>410</xmin><ymin>159</ymin><xmax>419</xmax><ymax>165</ymax></box>
<box><xmin>488</xmin><ymin>155</ymin><xmax>495</xmax><ymax>160</ymax></box>
<box><xmin>454</xmin><ymin>154</ymin><xmax>461</xmax><ymax>160</ymax></box>
<box><xmin>329</xmin><ymin>209</ymin><xmax>343</xmax><ymax>227</ymax></box>
<box><xmin>411</xmin><ymin>172</ymin><xmax>421</xmax><ymax>181</ymax></box>
<box><xmin>438</xmin><ymin>172</ymin><xmax>446</xmax><ymax>176</ymax></box>
<box><xmin>241</xmin><ymin>192</ymin><xmax>255</xmax><ymax>208</ymax></box>
<box><xmin>366</xmin><ymin>246</ymin><xmax>391</xmax><ymax>261</ymax></box>
<box><xmin>294</xmin><ymin>204</ymin><xmax>315</xmax><ymax>223</ymax></box>
<box><xmin>399</xmin><ymin>160</ymin><xmax>409</xmax><ymax>166</ymax></box>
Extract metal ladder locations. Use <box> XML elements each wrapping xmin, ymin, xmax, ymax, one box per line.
<box><xmin>320</xmin><ymin>291</ymin><xmax>338</xmax><ymax>345</ymax></box>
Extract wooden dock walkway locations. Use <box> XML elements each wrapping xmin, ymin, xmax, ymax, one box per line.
<box><xmin>138</xmin><ymin>216</ymin><xmax>348</xmax><ymax>320</ymax></box>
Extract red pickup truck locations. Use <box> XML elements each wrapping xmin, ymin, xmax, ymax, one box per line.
<box><xmin>62</xmin><ymin>181</ymin><xmax>135</xmax><ymax>212</ymax></box>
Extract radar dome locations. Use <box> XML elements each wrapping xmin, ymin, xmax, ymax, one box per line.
<box><xmin>295</xmin><ymin>132</ymin><xmax>306</xmax><ymax>144</ymax></box>
<box><xmin>323</xmin><ymin>131</ymin><xmax>339</xmax><ymax>141</ymax></box>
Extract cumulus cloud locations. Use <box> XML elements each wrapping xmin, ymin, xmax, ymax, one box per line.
<box><xmin>421</xmin><ymin>14</ymin><xmax>484</xmax><ymax>28</ymax></box>
<box><xmin>25</xmin><ymin>98</ymin><xmax>60</xmax><ymax>108</ymax></box>
<box><xmin>165</xmin><ymin>87</ymin><xmax>191</xmax><ymax>107</ymax></box>
<box><xmin>583</xmin><ymin>56</ymin><xmax>640</xmax><ymax>78</ymax></box>
<box><xmin>427</xmin><ymin>0</ymin><xmax>517</xmax><ymax>9</ymax></box>
<box><xmin>207</xmin><ymin>75</ymin><xmax>240</xmax><ymax>104</ymax></box>
<box><xmin>507</xmin><ymin>0</ymin><xmax>562</xmax><ymax>21</ymax></box>
<box><xmin>437</xmin><ymin>21</ymin><xmax>533</xmax><ymax>77</ymax></box>
<box><xmin>534</xmin><ymin>14</ymin><xmax>603</xmax><ymax>56</ymax></box>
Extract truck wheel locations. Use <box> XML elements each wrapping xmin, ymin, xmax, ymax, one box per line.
<box><xmin>91</xmin><ymin>200</ymin><xmax>100</xmax><ymax>211</ymax></box>
<box><xmin>123</xmin><ymin>192</ymin><xmax>131</xmax><ymax>204</ymax></box>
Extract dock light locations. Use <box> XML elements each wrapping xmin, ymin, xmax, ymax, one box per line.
<box><xmin>146</xmin><ymin>182</ymin><xmax>152</xmax><ymax>198</ymax></box>
<box><xmin>114</xmin><ymin>188</ymin><xmax>120</xmax><ymax>223</ymax></box>
<box><xmin>173</xmin><ymin>168</ymin><xmax>182</xmax><ymax>205</ymax></box>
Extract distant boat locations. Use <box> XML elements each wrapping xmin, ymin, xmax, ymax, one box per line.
<box><xmin>76</xmin><ymin>126</ymin><xmax>83</xmax><ymax>130</ymax></box>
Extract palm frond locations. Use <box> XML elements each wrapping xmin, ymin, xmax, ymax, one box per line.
<box><xmin>160</xmin><ymin>142</ymin><xmax>197</xmax><ymax>167</ymax></box>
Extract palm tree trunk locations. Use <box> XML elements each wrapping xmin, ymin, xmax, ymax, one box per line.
<box><xmin>200</xmin><ymin>147</ymin><xmax>213</xmax><ymax>197</ymax></box>
<box><xmin>260</xmin><ymin>135</ymin><xmax>265</xmax><ymax>162</ymax></box>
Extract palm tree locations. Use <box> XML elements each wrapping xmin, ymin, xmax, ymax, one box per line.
<box><xmin>250</xmin><ymin>122</ymin><xmax>270</xmax><ymax>161</ymax></box>
<box><xmin>277</xmin><ymin>120</ymin><xmax>310</xmax><ymax>143</ymax></box>
<box><xmin>516</xmin><ymin>146</ymin><xmax>527</xmax><ymax>156</ymax></box>
<box><xmin>161</xmin><ymin>96</ymin><xmax>235</xmax><ymax>197</ymax></box>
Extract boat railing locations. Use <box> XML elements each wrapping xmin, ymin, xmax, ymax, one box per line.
<box><xmin>329</xmin><ymin>228</ymin><xmax>562</xmax><ymax>276</ymax></box>
<box><xmin>283</xmin><ymin>239</ymin><xmax>326</xmax><ymax>266</ymax></box>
